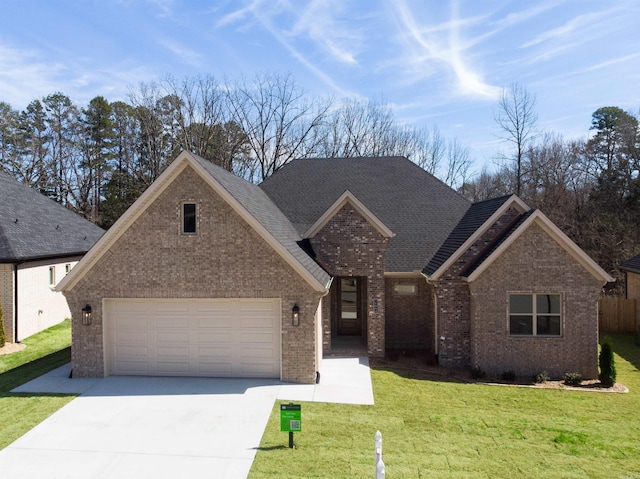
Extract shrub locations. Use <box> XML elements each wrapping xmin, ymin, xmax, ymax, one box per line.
<box><xmin>470</xmin><ymin>366</ymin><xmax>486</xmax><ymax>379</ymax></box>
<box><xmin>501</xmin><ymin>370</ymin><xmax>516</xmax><ymax>381</ymax></box>
<box><xmin>564</xmin><ymin>372</ymin><xmax>582</xmax><ymax>386</ymax></box>
<box><xmin>599</xmin><ymin>336</ymin><xmax>617</xmax><ymax>387</ymax></box>
<box><xmin>0</xmin><ymin>300</ymin><xmax>5</xmax><ymax>348</ymax></box>
<box><xmin>534</xmin><ymin>371</ymin><xmax>549</xmax><ymax>383</ymax></box>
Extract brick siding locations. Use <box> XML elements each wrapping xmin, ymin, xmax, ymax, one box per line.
<box><xmin>0</xmin><ymin>264</ymin><xmax>14</xmax><ymax>342</ymax></box>
<box><xmin>434</xmin><ymin>206</ymin><xmax>522</xmax><ymax>368</ymax></box>
<box><xmin>384</xmin><ymin>277</ymin><xmax>434</xmax><ymax>351</ymax></box>
<box><xmin>469</xmin><ymin>222</ymin><xmax>602</xmax><ymax>379</ymax></box>
<box><xmin>310</xmin><ymin>203</ymin><xmax>388</xmax><ymax>357</ymax></box>
<box><xmin>64</xmin><ymin>166</ymin><xmax>323</xmax><ymax>383</ymax></box>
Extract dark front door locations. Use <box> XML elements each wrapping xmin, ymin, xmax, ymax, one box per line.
<box><xmin>338</xmin><ymin>277</ymin><xmax>362</xmax><ymax>335</ymax></box>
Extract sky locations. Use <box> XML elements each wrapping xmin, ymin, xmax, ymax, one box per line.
<box><xmin>1</xmin><ymin>0</ymin><xmax>639</xmax><ymax>173</ymax></box>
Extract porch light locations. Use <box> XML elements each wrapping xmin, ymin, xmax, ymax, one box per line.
<box><xmin>292</xmin><ymin>304</ymin><xmax>300</xmax><ymax>327</ymax></box>
<box><xmin>81</xmin><ymin>304</ymin><xmax>92</xmax><ymax>326</ymax></box>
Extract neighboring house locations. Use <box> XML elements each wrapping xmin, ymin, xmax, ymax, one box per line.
<box><xmin>57</xmin><ymin>151</ymin><xmax>612</xmax><ymax>383</ymax></box>
<box><xmin>619</xmin><ymin>254</ymin><xmax>640</xmax><ymax>329</ymax></box>
<box><xmin>0</xmin><ymin>171</ymin><xmax>104</xmax><ymax>342</ymax></box>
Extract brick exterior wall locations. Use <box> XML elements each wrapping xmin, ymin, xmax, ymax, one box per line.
<box><xmin>434</xmin><ymin>206</ymin><xmax>522</xmax><ymax>368</ymax></box>
<box><xmin>0</xmin><ymin>264</ymin><xmax>14</xmax><ymax>342</ymax></box>
<box><xmin>469</xmin><ymin>222</ymin><xmax>603</xmax><ymax>379</ymax></box>
<box><xmin>64</xmin><ymin>166</ymin><xmax>323</xmax><ymax>383</ymax></box>
<box><xmin>626</xmin><ymin>272</ymin><xmax>640</xmax><ymax>330</ymax></box>
<box><xmin>309</xmin><ymin>203</ymin><xmax>388</xmax><ymax>357</ymax></box>
<box><xmin>384</xmin><ymin>277</ymin><xmax>434</xmax><ymax>351</ymax></box>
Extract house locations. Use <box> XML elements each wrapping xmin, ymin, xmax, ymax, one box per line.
<box><xmin>619</xmin><ymin>254</ymin><xmax>640</xmax><ymax>330</ymax></box>
<box><xmin>0</xmin><ymin>171</ymin><xmax>104</xmax><ymax>342</ymax></box>
<box><xmin>57</xmin><ymin>151</ymin><xmax>612</xmax><ymax>383</ymax></box>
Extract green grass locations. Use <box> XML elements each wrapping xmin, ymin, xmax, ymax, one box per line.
<box><xmin>0</xmin><ymin>319</ymin><xmax>76</xmax><ymax>449</ymax></box>
<box><xmin>249</xmin><ymin>333</ymin><xmax>640</xmax><ymax>478</ymax></box>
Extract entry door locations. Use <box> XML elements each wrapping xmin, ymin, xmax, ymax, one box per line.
<box><xmin>338</xmin><ymin>277</ymin><xmax>362</xmax><ymax>335</ymax></box>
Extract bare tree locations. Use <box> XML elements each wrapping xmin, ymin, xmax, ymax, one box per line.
<box><xmin>494</xmin><ymin>82</ymin><xmax>538</xmax><ymax>196</ymax></box>
<box><xmin>444</xmin><ymin>138</ymin><xmax>472</xmax><ymax>188</ymax></box>
<box><xmin>226</xmin><ymin>72</ymin><xmax>331</xmax><ymax>182</ymax></box>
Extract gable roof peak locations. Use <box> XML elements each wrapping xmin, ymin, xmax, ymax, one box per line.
<box><xmin>57</xmin><ymin>150</ymin><xmax>330</xmax><ymax>293</ymax></box>
<box><xmin>304</xmin><ymin>189</ymin><xmax>394</xmax><ymax>239</ymax></box>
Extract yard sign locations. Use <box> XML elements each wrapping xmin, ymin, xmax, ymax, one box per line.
<box><xmin>280</xmin><ymin>403</ymin><xmax>301</xmax><ymax>432</ymax></box>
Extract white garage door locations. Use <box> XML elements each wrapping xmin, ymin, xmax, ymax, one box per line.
<box><xmin>104</xmin><ymin>299</ymin><xmax>281</xmax><ymax>378</ymax></box>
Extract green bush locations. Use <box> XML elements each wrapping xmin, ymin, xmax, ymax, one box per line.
<box><xmin>501</xmin><ymin>370</ymin><xmax>516</xmax><ymax>381</ymax></box>
<box><xmin>0</xmin><ymin>300</ymin><xmax>5</xmax><ymax>348</ymax></box>
<box><xmin>470</xmin><ymin>366</ymin><xmax>486</xmax><ymax>379</ymax></box>
<box><xmin>564</xmin><ymin>372</ymin><xmax>582</xmax><ymax>386</ymax></box>
<box><xmin>534</xmin><ymin>371</ymin><xmax>549</xmax><ymax>383</ymax></box>
<box><xmin>599</xmin><ymin>336</ymin><xmax>617</xmax><ymax>387</ymax></box>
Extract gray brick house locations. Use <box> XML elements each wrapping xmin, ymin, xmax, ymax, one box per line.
<box><xmin>58</xmin><ymin>151</ymin><xmax>612</xmax><ymax>383</ymax></box>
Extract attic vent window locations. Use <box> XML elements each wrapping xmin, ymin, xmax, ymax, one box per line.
<box><xmin>182</xmin><ymin>203</ymin><xmax>197</xmax><ymax>234</ymax></box>
<box><xmin>393</xmin><ymin>283</ymin><xmax>417</xmax><ymax>296</ymax></box>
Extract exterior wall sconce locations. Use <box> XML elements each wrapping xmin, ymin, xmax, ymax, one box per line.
<box><xmin>81</xmin><ymin>304</ymin><xmax>92</xmax><ymax>326</ymax></box>
<box><xmin>292</xmin><ymin>304</ymin><xmax>300</xmax><ymax>327</ymax></box>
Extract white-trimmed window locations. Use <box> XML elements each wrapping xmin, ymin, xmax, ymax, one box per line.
<box><xmin>65</xmin><ymin>264</ymin><xmax>71</xmax><ymax>275</ymax></box>
<box><xmin>509</xmin><ymin>293</ymin><xmax>561</xmax><ymax>337</ymax></box>
<box><xmin>49</xmin><ymin>266</ymin><xmax>56</xmax><ymax>286</ymax></box>
<box><xmin>182</xmin><ymin>202</ymin><xmax>197</xmax><ymax>234</ymax></box>
<box><xmin>393</xmin><ymin>283</ymin><xmax>417</xmax><ymax>296</ymax></box>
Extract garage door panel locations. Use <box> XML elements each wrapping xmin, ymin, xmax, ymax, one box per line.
<box><xmin>156</xmin><ymin>361</ymin><xmax>190</xmax><ymax>374</ymax></box>
<box><xmin>114</xmin><ymin>330</ymin><xmax>149</xmax><ymax>343</ymax></box>
<box><xmin>106</xmin><ymin>299</ymin><xmax>280</xmax><ymax>378</ymax></box>
<box><xmin>114</xmin><ymin>345</ymin><xmax>149</xmax><ymax>358</ymax></box>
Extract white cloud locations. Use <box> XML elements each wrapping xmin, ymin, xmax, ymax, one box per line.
<box><xmin>391</xmin><ymin>0</ymin><xmax>500</xmax><ymax>100</ymax></box>
<box><xmin>158</xmin><ymin>38</ymin><xmax>203</xmax><ymax>67</ymax></box>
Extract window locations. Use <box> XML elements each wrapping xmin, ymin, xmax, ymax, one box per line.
<box><xmin>509</xmin><ymin>293</ymin><xmax>561</xmax><ymax>337</ymax></box>
<box><xmin>65</xmin><ymin>264</ymin><xmax>71</xmax><ymax>275</ymax></box>
<box><xmin>182</xmin><ymin>203</ymin><xmax>197</xmax><ymax>234</ymax></box>
<box><xmin>49</xmin><ymin>266</ymin><xmax>56</xmax><ymax>286</ymax></box>
<box><xmin>393</xmin><ymin>283</ymin><xmax>417</xmax><ymax>296</ymax></box>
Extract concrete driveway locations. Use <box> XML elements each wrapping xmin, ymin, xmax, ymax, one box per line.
<box><xmin>1</xmin><ymin>376</ymin><xmax>280</xmax><ymax>479</ymax></box>
<box><xmin>0</xmin><ymin>358</ymin><xmax>374</xmax><ymax>479</ymax></box>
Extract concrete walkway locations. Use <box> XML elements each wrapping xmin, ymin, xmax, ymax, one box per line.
<box><xmin>0</xmin><ymin>357</ymin><xmax>374</xmax><ymax>479</ymax></box>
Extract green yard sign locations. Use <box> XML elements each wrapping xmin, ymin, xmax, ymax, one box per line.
<box><xmin>280</xmin><ymin>403</ymin><xmax>301</xmax><ymax>432</ymax></box>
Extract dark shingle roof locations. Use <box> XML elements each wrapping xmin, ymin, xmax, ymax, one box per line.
<box><xmin>191</xmin><ymin>155</ymin><xmax>331</xmax><ymax>287</ymax></box>
<box><xmin>461</xmin><ymin>209</ymin><xmax>535</xmax><ymax>278</ymax></box>
<box><xmin>0</xmin><ymin>171</ymin><xmax>104</xmax><ymax>262</ymax></box>
<box><xmin>259</xmin><ymin>157</ymin><xmax>471</xmax><ymax>272</ymax></box>
<box><xmin>423</xmin><ymin>195</ymin><xmax>513</xmax><ymax>276</ymax></box>
<box><xmin>620</xmin><ymin>253</ymin><xmax>640</xmax><ymax>274</ymax></box>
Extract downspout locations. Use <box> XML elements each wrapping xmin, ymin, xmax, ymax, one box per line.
<box><xmin>13</xmin><ymin>263</ymin><xmax>20</xmax><ymax>343</ymax></box>
<box><xmin>422</xmin><ymin>273</ymin><xmax>438</xmax><ymax>361</ymax></box>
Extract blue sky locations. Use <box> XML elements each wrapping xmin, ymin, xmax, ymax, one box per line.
<box><xmin>1</xmin><ymin>0</ymin><xmax>639</xmax><ymax>171</ymax></box>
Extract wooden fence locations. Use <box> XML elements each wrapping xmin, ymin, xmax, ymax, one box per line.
<box><xmin>599</xmin><ymin>296</ymin><xmax>638</xmax><ymax>333</ymax></box>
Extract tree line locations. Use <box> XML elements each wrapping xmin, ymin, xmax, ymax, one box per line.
<box><xmin>0</xmin><ymin>73</ymin><xmax>471</xmax><ymax>229</ymax></box>
<box><xmin>464</xmin><ymin>83</ymin><xmax>640</xmax><ymax>290</ymax></box>
<box><xmin>1</xmin><ymin>75</ymin><xmax>639</xmax><ymax>290</ymax></box>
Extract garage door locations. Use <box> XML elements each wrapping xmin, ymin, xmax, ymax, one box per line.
<box><xmin>104</xmin><ymin>299</ymin><xmax>281</xmax><ymax>378</ymax></box>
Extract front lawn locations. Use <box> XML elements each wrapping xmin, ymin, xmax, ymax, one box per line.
<box><xmin>0</xmin><ymin>320</ymin><xmax>76</xmax><ymax>449</ymax></box>
<box><xmin>250</xmin><ymin>333</ymin><xmax>640</xmax><ymax>478</ymax></box>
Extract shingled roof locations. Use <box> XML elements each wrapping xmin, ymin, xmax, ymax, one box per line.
<box><xmin>423</xmin><ymin>195</ymin><xmax>513</xmax><ymax>276</ymax></box>
<box><xmin>0</xmin><ymin>171</ymin><xmax>104</xmax><ymax>262</ymax></box>
<box><xmin>620</xmin><ymin>254</ymin><xmax>640</xmax><ymax>274</ymax></box>
<box><xmin>259</xmin><ymin>157</ymin><xmax>471</xmax><ymax>273</ymax></box>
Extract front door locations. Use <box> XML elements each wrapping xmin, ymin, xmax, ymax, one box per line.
<box><xmin>338</xmin><ymin>277</ymin><xmax>362</xmax><ymax>335</ymax></box>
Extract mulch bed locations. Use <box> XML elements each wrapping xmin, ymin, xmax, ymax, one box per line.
<box><xmin>370</xmin><ymin>351</ymin><xmax>628</xmax><ymax>393</ymax></box>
